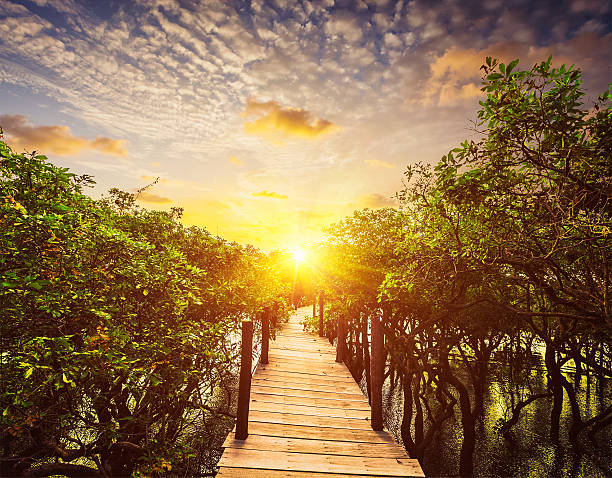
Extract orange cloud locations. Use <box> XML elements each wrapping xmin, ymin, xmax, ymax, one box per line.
<box><xmin>136</xmin><ymin>191</ymin><xmax>172</xmax><ymax>204</ymax></box>
<box><xmin>423</xmin><ymin>32</ymin><xmax>612</xmax><ymax>105</ymax></box>
<box><xmin>0</xmin><ymin>114</ymin><xmax>128</xmax><ymax>157</ymax></box>
<box><xmin>228</xmin><ymin>155</ymin><xmax>243</xmax><ymax>165</ymax></box>
<box><xmin>141</xmin><ymin>175</ymin><xmax>169</xmax><ymax>183</ymax></box>
<box><xmin>358</xmin><ymin>193</ymin><xmax>397</xmax><ymax>209</ymax></box>
<box><xmin>365</xmin><ymin>159</ymin><xmax>394</xmax><ymax>169</ymax></box>
<box><xmin>243</xmin><ymin>99</ymin><xmax>339</xmax><ymax>142</ymax></box>
<box><xmin>252</xmin><ymin>190</ymin><xmax>288</xmax><ymax>199</ymax></box>
<box><xmin>90</xmin><ymin>136</ymin><xmax>128</xmax><ymax>156</ymax></box>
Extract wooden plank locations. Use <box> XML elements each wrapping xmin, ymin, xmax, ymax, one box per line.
<box><xmin>223</xmin><ymin>435</ymin><xmax>407</xmax><ymax>458</ymax></box>
<box><xmin>273</xmin><ymin>341</ymin><xmax>333</xmax><ymax>348</ymax></box>
<box><xmin>277</xmin><ymin>334</ymin><xmax>327</xmax><ymax>339</ymax></box>
<box><xmin>253</xmin><ymin>383</ymin><xmax>363</xmax><ymax>397</ymax></box>
<box><xmin>266</xmin><ymin>355</ymin><xmax>350</xmax><ymax>368</ymax></box>
<box><xmin>248</xmin><ymin>410</ymin><xmax>373</xmax><ymax>430</ymax></box>
<box><xmin>262</xmin><ymin>352</ymin><xmax>340</xmax><ymax>360</ymax></box>
<box><xmin>251</xmin><ymin>392</ymin><xmax>370</xmax><ymax>410</ymax></box>
<box><xmin>217</xmin><ymin>468</ymin><xmax>393</xmax><ymax>478</ymax></box>
<box><xmin>272</xmin><ymin>346</ymin><xmax>334</xmax><ymax>353</ymax></box>
<box><xmin>273</xmin><ymin>350</ymin><xmax>338</xmax><ymax>359</ymax></box>
<box><xmin>273</xmin><ymin>335</ymin><xmax>333</xmax><ymax>342</ymax></box>
<box><xmin>252</xmin><ymin>384</ymin><xmax>367</xmax><ymax>400</ymax></box>
<box><xmin>251</xmin><ymin>386</ymin><xmax>366</xmax><ymax>401</ymax></box>
<box><xmin>272</xmin><ymin>337</ymin><xmax>329</xmax><ymax>343</ymax></box>
<box><xmin>252</xmin><ymin>377</ymin><xmax>363</xmax><ymax>391</ymax></box>
<box><xmin>253</xmin><ymin>374</ymin><xmax>363</xmax><ymax>390</ymax></box>
<box><xmin>250</xmin><ymin>401</ymin><xmax>370</xmax><ymax>419</ymax></box>
<box><xmin>271</xmin><ymin>349</ymin><xmax>333</xmax><ymax>354</ymax></box>
<box><xmin>266</xmin><ymin>359</ymin><xmax>350</xmax><ymax>370</ymax></box>
<box><xmin>255</xmin><ymin>369</ymin><xmax>359</xmax><ymax>385</ymax></box>
<box><xmin>257</xmin><ymin>363</ymin><xmax>354</xmax><ymax>379</ymax></box>
<box><xmin>271</xmin><ymin>343</ymin><xmax>329</xmax><ymax>349</ymax></box>
<box><xmin>269</xmin><ymin>350</ymin><xmax>338</xmax><ymax>360</ymax></box>
<box><xmin>218</xmin><ymin>448</ymin><xmax>425</xmax><ymax>477</ymax></box>
<box><xmin>274</xmin><ymin>338</ymin><xmax>335</xmax><ymax>346</ymax></box>
<box><xmin>274</xmin><ymin>329</ymin><xmax>322</xmax><ymax>333</ymax></box>
<box><xmin>273</xmin><ymin>334</ymin><xmax>328</xmax><ymax>340</ymax></box>
<box><xmin>268</xmin><ymin>349</ymin><xmax>341</xmax><ymax>358</ymax></box>
<box><xmin>265</xmin><ymin>359</ymin><xmax>346</xmax><ymax>370</ymax></box>
<box><xmin>245</xmin><ymin>421</ymin><xmax>394</xmax><ymax>443</ymax></box>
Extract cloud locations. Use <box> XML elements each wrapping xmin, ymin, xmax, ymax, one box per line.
<box><xmin>243</xmin><ymin>99</ymin><xmax>339</xmax><ymax>142</ymax></box>
<box><xmin>90</xmin><ymin>136</ymin><xmax>128</xmax><ymax>156</ymax></box>
<box><xmin>365</xmin><ymin>159</ymin><xmax>395</xmax><ymax>168</ymax></box>
<box><xmin>141</xmin><ymin>175</ymin><xmax>170</xmax><ymax>183</ymax></box>
<box><xmin>228</xmin><ymin>155</ymin><xmax>244</xmax><ymax>165</ymax></box>
<box><xmin>358</xmin><ymin>193</ymin><xmax>397</xmax><ymax>208</ymax></box>
<box><xmin>324</xmin><ymin>10</ymin><xmax>364</xmax><ymax>43</ymax></box>
<box><xmin>422</xmin><ymin>32</ymin><xmax>612</xmax><ymax>105</ymax></box>
<box><xmin>0</xmin><ymin>114</ymin><xmax>127</xmax><ymax>156</ymax></box>
<box><xmin>383</xmin><ymin>32</ymin><xmax>403</xmax><ymax>49</ymax></box>
<box><xmin>136</xmin><ymin>191</ymin><xmax>172</xmax><ymax>204</ymax></box>
<box><xmin>252</xmin><ymin>190</ymin><xmax>288</xmax><ymax>199</ymax></box>
<box><xmin>1</xmin><ymin>0</ymin><xmax>610</xmax><ymax>251</ymax></box>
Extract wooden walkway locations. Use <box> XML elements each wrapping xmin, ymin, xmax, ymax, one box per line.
<box><xmin>217</xmin><ymin>308</ymin><xmax>425</xmax><ymax>477</ymax></box>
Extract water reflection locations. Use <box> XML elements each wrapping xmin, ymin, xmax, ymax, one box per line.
<box><xmin>369</xmin><ymin>363</ymin><xmax>611</xmax><ymax>477</ymax></box>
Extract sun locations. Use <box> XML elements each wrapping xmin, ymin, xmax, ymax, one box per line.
<box><xmin>291</xmin><ymin>247</ymin><xmax>307</xmax><ymax>264</ymax></box>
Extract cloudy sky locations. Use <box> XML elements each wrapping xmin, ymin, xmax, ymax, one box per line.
<box><xmin>1</xmin><ymin>0</ymin><xmax>610</xmax><ymax>249</ymax></box>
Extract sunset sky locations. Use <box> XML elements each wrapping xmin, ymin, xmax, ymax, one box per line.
<box><xmin>1</xmin><ymin>0</ymin><xmax>610</xmax><ymax>249</ymax></box>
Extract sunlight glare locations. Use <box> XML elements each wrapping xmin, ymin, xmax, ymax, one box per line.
<box><xmin>291</xmin><ymin>247</ymin><xmax>307</xmax><ymax>264</ymax></box>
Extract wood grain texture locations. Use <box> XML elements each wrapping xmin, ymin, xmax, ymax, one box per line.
<box><xmin>249</xmin><ymin>401</ymin><xmax>371</xmax><ymax>419</ymax></box>
<box><xmin>245</xmin><ymin>421</ymin><xmax>397</xmax><ymax>443</ymax></box>
<box><xmin>217</xmin><ymin>468</ymin><xmax>394</xmax><ymax>477</ymax></box>
<box><xmin>217</xmin><ymin>307</ymin><xmax>425</xmax><ymax>477</ymax></box>
<box><xmin>247</xmin><ymin>411</ymin><xmax>374</xmax><ymax>431</ymax></box>
<box><xmin>223</xmin><ymin>435</ymin><xmax>407</xmax><ymax>457</ymax></box>
<box><xmin>251</xmin><ymin>384</ymin><xmax>367</xmax><ymax>400</ymax></box>
<box><xmin>218</xmin><ymin>448</ymin><xmax>424</xmax><ymax>477</ymax></box>
<box><xmin>254</xmin><ymin>372</ymin><xmax>362</xmax><ymax>385</ymax></box>
<box><xmin>250</xmin><ymin>392</ymin><xmax>371</xmax><ymax>409</ymax></box>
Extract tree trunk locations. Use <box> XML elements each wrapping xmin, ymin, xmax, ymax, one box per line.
<box><xmin>574</xmin><ymin>353</ymin><xmax>582</xmax><ymax>389</ymax></box>
<box><xmin>561</xmin><ymin>375</ymin><xmax>583</xmax><ymax>448</ymax></box>
<box><xmin>459</xmin><ymin>411</ymin><xmax>476</xmax><ymax>477</ymax></box>
<box><xmin>362</xmin><ymin>312</ymin><xmax>371</xmax><ymax>401</ymax></box>
<box><xmin>440</xmin><ymin>346</ymin><xmax>476</xmax><ymax>477</ymax></box>
<box><xmin>545</xmin><ymin>343</ymin><xmax>563</xmax><ymax>443</ymax></box>
<box><xmin>401</xmin><ymin>375</ymin><xmax>416</xmax><ymax>457</ymax></box>
<box><xmin>353</xmin><ymin>313</ymin><xmax>363</xmax><ymax>381</ymax></box>
<box><xmin>413</xmin><ymin>374</ymin><xmax>424</xmax><ymax>445</ymax></box>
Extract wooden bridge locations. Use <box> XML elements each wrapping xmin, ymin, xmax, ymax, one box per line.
<box><xmin>217</xmin><ymin>307</ymin><xmax>425</xmax><ymax>477</ymax></box>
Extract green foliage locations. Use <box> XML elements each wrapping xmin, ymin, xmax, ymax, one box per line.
<box><xmin>0</xmin><ymin>138</ymin><xmax>291</xmax><ymax>477</ymax></box>
<box><xmin>319</xmin><ymin>58</ymin><xmax>611</xmax><ymax>476</ymax></box>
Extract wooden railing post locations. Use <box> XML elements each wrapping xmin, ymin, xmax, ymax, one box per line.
<box><xmin>318</xmin><ymin>291</ymin><xmax>325</xmax><ymax>337</ymax></box>
<box><xmin>336</xmin><ymin>315</ymin><xmax>345</xmax><ymax>363</ymax></box>
<box><xmin>236</xmin><ymin>320</ymin><xmax>253</xmax><ymax>440</ymax></box>
<box><xmin>261</xmin><ymin>308</ymin><xmax>269</xmax><ymax>365</ymax></box>
<box><xmin>370</xmin><ymin>313</ymin><xmax>383</xmax><ymax>431</ymax></box>
<box><xmin>312</xmin><ymin>295</ymin><xmax>316</xmax><ymax>320</ymax></box>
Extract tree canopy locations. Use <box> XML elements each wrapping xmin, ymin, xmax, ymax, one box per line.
<box><xmin>314</xmin><ymin>57</ymin><xmax>611</xmax><ymax>476</ymax></box>
<box><xmin>0</xmin><ymin>138</ymin><xmax>292</xmax><ymax>477</ymax></box>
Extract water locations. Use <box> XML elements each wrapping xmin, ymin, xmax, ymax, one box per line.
<box><xmin>362</xmin><ymin>366</ymin><xmax>612</xmax><ymax>477</ymax></box>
